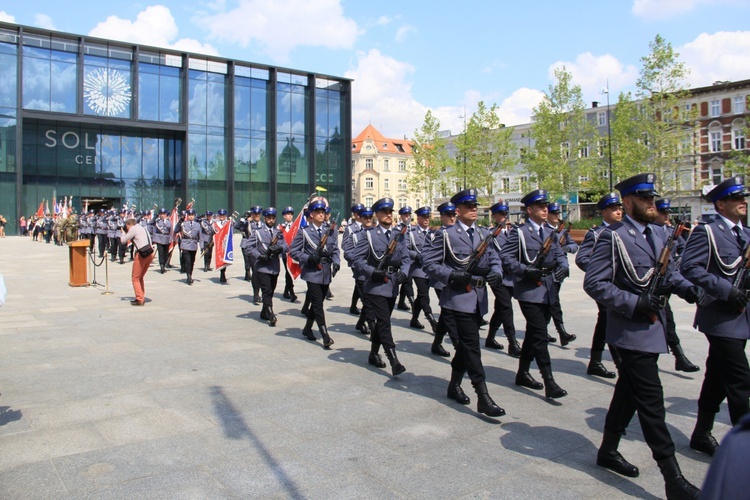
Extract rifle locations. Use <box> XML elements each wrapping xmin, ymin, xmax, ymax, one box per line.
<box><xmin>375</xmin><ymin>224</ymin><xmax>409</xmax><ymax>282</ymax></box>
<box><xmin>645</xmin><ymin>223</ymin><xmax>686</xmax><ymax>324</ymax></box>
<box><xmin>463</xmin><ymin>224</ymin><xmax>504</xmax><ymax>291</ymax></box>
<box><xmin>166</xmin><ymin>197</ymin><xmax>183</xmax><ymax>263</ymax></box>
<box><xmin>528</xmin><ymin>221</ymin><xmax>567</xmax><ymax>286</ymax></box>
<box><xmin>732</xmin><ymin>240</ymin><xmax>750</xmax><ymax>313</ymax></box>
<box><xmin>315</xmin><ymin>212</ymin><xmax>340</xmax><ymax>270</ymax></box>
<box><xmin>558</xmin><ymin>222</ymin><xmax>571</xmax><ymax>245</ymax></box>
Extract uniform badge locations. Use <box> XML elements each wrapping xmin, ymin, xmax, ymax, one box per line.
<box><xmin>628</xmin><ymin>229</ymin><xmax>636</xmax><ymax>236</ymax></box>
<box><xmin>718</xmin><ymin>224</ymin><xmax>725</xmax><ymax>231</ymax></box>
<box><xmin>646</xmin><ymin>173</ymin><xmax>655</xmax><ymax>183</ymax></box>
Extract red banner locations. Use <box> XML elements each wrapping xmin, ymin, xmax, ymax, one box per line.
<box><xmin>213</xmin><ymin>219</ymin><xmax>234</xmax><ymax>271</ymax></box>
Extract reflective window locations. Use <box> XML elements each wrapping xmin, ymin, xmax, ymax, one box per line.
<box><xmin>22</xmin><ymin>44</ymin><xmax>77</xmax><ymax>113</ymax></box>
<box><xmin>138</xmin><ymin>63</ymin><xmax>180</xmax><ymax>122</ymax></box>
<box><xmin>83</xmin><ymin>54</ymin><xmax>133</xmax><ymax>118</ymax></box>
<box><xmin>0</xmin><ymin>42</ymin><xmax>17</xmax><ymax>109</ymax></box>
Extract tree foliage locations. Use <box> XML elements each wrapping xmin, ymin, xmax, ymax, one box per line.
<box><xmin>408</xmin><ymin>109</ymin><xmax>450</xmax><ymax>207</ymax></box>
<box><xmin>525</xmin><ymin>66</ymin><xmax>600</xmax><ymax>202</ymax></box>
<box><xmin>453</xmin><ymin>101</ymin><xmax>517</xmax><ymax>204</ymax></box>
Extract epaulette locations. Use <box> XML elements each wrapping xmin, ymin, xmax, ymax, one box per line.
<box><xmin>696</xmin><ymin>220</ymin><xmax>707</xmax><ymax>225</ymax></box>
<box><xmin>608</xmin><ymin>222</ymin><xmax>623</xmax><ymax>230</ymax></box>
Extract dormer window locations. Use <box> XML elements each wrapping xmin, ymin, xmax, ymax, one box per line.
<box><xmin>383</xmin><ymin>143</ymin><xmax>388</xmax><ymax>149</ymax></box>
<box><xmin>394</xmin><ymin>143</ymin><xmax>405</xmax><ymax>153</ymax></box>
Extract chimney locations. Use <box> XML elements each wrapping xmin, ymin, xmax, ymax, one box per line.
<box><xmin>592</xmin><ymin>101</ymin><xmax>599</xmax><ymax>108</ymax></box>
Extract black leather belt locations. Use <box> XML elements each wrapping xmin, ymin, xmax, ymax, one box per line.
<box><xmin>471</xmin><ymin>278</ymin><xmax>485</xmax><ymax>288</ymax></box>
<box><xmin>385</xmin><ymin>266</ymin><xmax>400</xmax><ymax>274</ymax></box>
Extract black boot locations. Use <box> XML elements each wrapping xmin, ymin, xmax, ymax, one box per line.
<box><xmin>160</xmin><ymin>264</ymin><xmax>165</xmax><ymax>274</ymax></box>
<box><xmin>506</xmin><ymin>332</ymin><xmax>522</xmax><ymax>358</ymax></box>
<box><xmin>349</xmin><ymin>305</ymin><xmax>360</xmax><ymax>315</ymax></box>
<box><xmin>203</xmin><ymin>263</ymin><xmax>208</xmax><ymax>272</ymax></box>
<box><xmin>187</xmin><ymin>274</ymin><xmax>193</xmax><ymax>285</ymax></box>
<box><xmin>540</xmin><ymin>366</ymin><xmax>567</xmax><ymax>399</ymax></box>
<box><xmin>447</xmin><ymin>370</ymin><xmax>470</xmax><ymax>405</ymax></box>
<box><xmin>219</xmin><ymin>270</ymin><xmax>227</xmax><ymax>283</ymax></box>
<box><xmin>596</xmin><ymin>429</ymin><xmax>639</xmax><ymax>477</ymax></box>
<box><xmin>320</xmin><ymin>325</ymin><xmax>334</xmax><ymax>349</ymax></box>
<box><xmin>289</xmin><ymin>292</ymin><xmax>298</xmax><ymax>303</ymax></box>
<box><xmin>253</xmin><ymin>292</ymin><xmax>261</xmax><ymax>305</ymax></box>
<box><xmin>302</xmin><ymin>319</ymin><xmax>316</xmax><ymax>341</ymax></box>
<box><xmin>672</xmin><ymin>344</ymin><xmax>700</xmax><ymax>373</ymax></box>
<box><xmin>431</xmin><ymin>325</ymin><xmax>450</xmax><ymax>357</ymax></box>
<box><xmin>472</xmin><ymin>381</ymin><xmax>505</xmax><ymax>417</ymax></box>
<box><xmin>515</xmin><ymin>358</ymin><xmax>543</xmax><ymax>390</ymax></box>
<box><xmin>244</xmin><ymin>269</ymin><xmax>252</xmax><ymax>281</ymax></box>
<box><xmin>426</xmin><ymin>313</ymin><xmax>439</xmax><ymax>335</ymax></box>
<box><xmin>485</xmin><ymin>330</ymin><xmax>505</xmax><ymax>350</ymax></box>
<box><xmin>587</xmin><ymin>350</ymin><xmax>616</xmax><ymax>379</ymax></box>
<box><xmin>355</xmin><ymin>318</ymin><xmax>371</xmax><ymax>335</ymax></box>
<box><xmin>557</xmin><ymin>324</ymin><xmax>577</xmax><ymax>347</ymax></box>
<box><xmin>410</xmin><ymin>317</ymin><xmax>425</xmax><ymax>329</ymax></box>
<box><xmin>368</xmin><ymin>340</ymin><xmax>386</xmax><ymax>368</ymax></box>
<box><xmin>384</xmin><ymin>347</ymin><xmax>406</xmax><ymax>376</ymax></box>
<box><xmin>260</xmin><ymin>306</ymin><xmax>269</xmax><ymax>320</ymax></box>
<box><xmin>268</xmin><ymin>307</ymin><xmax>277</xmax><ymax>327</ymax></box>
<box><xmin>690</xmin><ymin>410</ymin><xmax>719</xmax><ymax>456</ymax></box>
<box><xmin>397</xmin><ymin>300</ymin><xmax>410</xmax><ymax>311</ymax></box>
<box><xmin>656</xmin><ymin>456</ymin><xmax>701</xmax><ymax>500</ymax></box>
<box><xmin>547</xmin><ymin>334</ymin><xmax>557</xmax><ymax>343</ymax></box>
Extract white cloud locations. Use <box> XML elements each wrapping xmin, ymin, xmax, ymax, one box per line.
<box><xmin>549</xmin><ymin>52</ymin><xmax>639</xmax><ymax>105</ymax></box>
<box><xmin>198</xmin><ymin>0</ymin><xmax>359</xmax><ymax>63</ymax></box>
<box><xmin>88</xmin><ymin>5</ymin><xmax>218</xmax><ymax>56</ymax></box>
<box><xmin>345</xmin><ymin>49</ymin><xmax>426</xmax><ymax>138</ymax></box>
<box><xmin>632</xmin><ymin>0</ymin><xmax>741</xmax><ymax>20</ymax></box>
<box><xmin>34</xmin><ymin>13</ymin><xmax>56</xmax><ymax>30</ymax></box>
<box><xmin>679</xmin><ymin>31</ymin><xmax>750</xmax><ymax>87</ymax></box>
<box><xmin>395</xmin><ymin>25</ymin><xmax>415</xmax><ymax>43</ymax></box>
<box><xmin>0</xmin><ymin>11</ymin><xmax>16</xmax><ymax>23</ymax></box>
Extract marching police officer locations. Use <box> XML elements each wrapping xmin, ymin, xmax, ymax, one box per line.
<box><xmin>342</xmin><ymin>205</ymin><xmax>372</xmax><ymax>336</ymax></box>
<box><xmin>423</xmin><ymin>189</ymin><xmax>505</xmax><ymax>417</ymax></box>
<box><xmin>279</xmin><ymin>206</ymin><xmax>297</xmax><ymax>302</ymax></box>
<box><xmin>397</xmin><ymin>205</ymin><xmax>415</xmax><ymax>311</ymax></box>
<box><xmin>500</xmin><ymin>189</ymin><xmax>569</xmax><ymax>399</ymax></box>
<box><xmin>429</xmin><ymin>202</ymin><xmax>457</xmax><ymax>358</ymax></box>
<box><xmin>486</xmin><ymin>201</ymin><xmax>520</xmax><ymax>355</ymax></box>
<box><xmin>176</xmin><ymin>209</ymin><xmax>201</xmax><ymax>285</ymax></box>
<box><xmin>407</xmin><ymin>206</ymin><xmax>439</xmax><ymax>332</ymax></box>
<box><xmin>249</xmin><ymin>207</ymin><xmax>287</xmax><ymax>326</ymax></box>
<box><xmin>200</xmin><ymin>211</ymin><xmax>215</xmax><ymax>272</ymax></box>
<box><xmin>680</xmin><ymin>176</ymin><xmax>750</xmax><ymax>456</ymax></box>
<box><xmin>95</xmin><ymin>208</ymin><xmax>108</xmax><ymax>256</ymax></box>
<box><xmin>290</xmin><ymin>198</ymin><xmax>340</xmax><ymax>349</ymax></box>
<box><xmin>583</xmin><ymin>173</ymin><xmax>705</xmax><ymax>499</ymax></box>
<box><xmin>352</xmin><ymin>198</ymin><xmax>412</xmax><ymax>374</ymax></box>
<box><xmin>235</xmin><ymin>210</ymin><xmax>254</xmax><ymax>281</ymax></box>
<box><xmin>344</xmin><ymin>203</ymin><xmax>365</xmax><ymax>314</ymax></box>
<box><xmin>575</xmin><ymin>192</ymin><xmax>623</xmax><ymax>379</ymax></box>
<box><xmin>546</xmin><ymin>202</ymin><xmax>577</xmax><ymax>345</ymax></box>
<box><xmin>151</xmin><ymin>208</ymin><xmax>172</xmax><ymax>274</ymax></box>
<box><xmin>653</xmin><ymin>198</ymin><xmax>700</xmax><ymax>372</ymax></box>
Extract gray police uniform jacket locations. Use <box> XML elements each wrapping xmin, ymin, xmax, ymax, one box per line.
<box><xmin>500</xmin><ymin>222</ymin><xmax>568</xmax><ymax>304</ymax></box>
<box><xmin>107</xmin><ymin>216</ymin><xmax>117</xmax><ymax>238</ymax></box>
<box><xmin>176</xmin><ymin>220</ymin><xmax>201</xmax><ymax>251</ymax></box>
<box><xmin>96</xmin><ymin>217</ymin><xmax>108</xmax><ymax>234</ymax></box>
<box><xmin>248</xmin><ymin>224</ymin><xmax>288</xmax><ymax>275</ymax></box>
<box><xmin>547</xmin><ymin>223</ymin><xmax>579</xmax><ymax>254</ymax></box>
<box><xmin>680</xmin><ymin>221</ymin><xmax>750</xmax><ymax>339</ymax></box>
<box><xmin>422</xmin><ymin>223</ymin><xmax>502</xmax><ymax>316</ymax></box>
<box><xmin>352</xmin><ymin>226</ymin><xmax>412</xmax><ymax>298</ymax></box>
<box><xmin>426</xmin><ymin>227</ymin><xmax>447</xmax><ymax>291</ymax></box>
<box><xmin>342</xmin><ymin>223</ymin><xmax>366</xmax><ymax>281</ymax></box>
<box><xmin>200</xmin><ymin>219</ymin><xmax>214</xmax><ymax>248</ymax></box>
<box><xmin>151</xmin><ymin>218</ymin><xmax>172</xmax><ymax>245</ymax></box>
<box><xmin>583</xmin><ymin>216</ymin><xmax>692</xmax><ymax>353</ymax></box>
<box><xmin>407</xmin><ymin>226</ymin><xmax>431</xmax><ymax>280</ymax></box>
<box><xmin>290</xmin><ymin>223</ymin><xmax>340</xmax><ymax>285</ymax></box>
<box><xmin>492</xmin><ymin>227</ymin><xmax>514</xmax><ymax>287</ymax></box>
<box><xmin>574</xmin><ymin>224</ymin><xmax>606</xmax><ymax>272</ymax></box>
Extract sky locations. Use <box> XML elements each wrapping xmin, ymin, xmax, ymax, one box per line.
<box><xmin>2</xmin><ymin>0</ymin><xmax>750</xmax><ymax>139</ymax></box>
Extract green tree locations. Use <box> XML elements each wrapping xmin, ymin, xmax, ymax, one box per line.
<box><xmin>613</xmin><ymin>34</ymin><xmax>695</xmax><ymax>194</ymax></box>
<box><xmin>724</xmin><ymin>118</ymin><xmax>750</xmax><ymax>178</ymax></box>
<box><xmin>408</xmin><ymin>109</ymin><xmax>451</xmax><ymax>207</ymax></box>
<box><xmin>525</xmin><ymin>67</ymin><xmax>600</xmax><ymax>202</ymax></box>
<box><xmin>453</xmin><ymin>101</ymin><xmax>517</xmax><ymax>204</ymax></box>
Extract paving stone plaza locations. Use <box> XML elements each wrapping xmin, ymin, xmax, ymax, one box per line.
<box><xmin>0</xmin><ymin>235</ymin><xmax>723</xmax><ymax>498</ymax></box>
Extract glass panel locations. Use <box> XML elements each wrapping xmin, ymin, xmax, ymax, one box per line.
<box><xmin>0</xmin><ymin>113</ymin><xmax>16</xmax><ymax>173</ymax></box>
<box><xmin>206</xmin><ymin>79</ymin><xmax>225</xmax><ymax>127</ymax></box>
<box><xmin>276</xmin><ymin>90</ymin><xmax>291</xmax><ymax>134</ymax></box>
<box><xmin>188</xmin><ymin>133</ymin><xmax>207</xmax><ymax>180</ymax></box>
<box><xmin>277</xmin><ymin>134</ymin><xmax>307</xmax><ymax>185</ymax></box>
<box><xmin>251</xmin><ymin>138</ymin><xmax>268</xmax><ymax>183</ymax></box>
<box><xmin>188</xmin><ymin>76</ymin><xmax>207</xmax><ymax>125</ymax></box>
<box><xmin>0</xmin><ymin>48</ymin><xmax>18</xmax><ymax>108</ymax></box>
<box><xmin>206</xmin><ymin>135</ymin><xmax>226</xmax><ymax>181</ymax></box>
<box><xmin>234</xmin><ymin>137</ymin><xmax>250</xmax><ymax>182</ymax></box>
<box><xmin>142</xmin><ymin>137</ymin><xmax>161</xmax><ymax>181</ymax></box>
<box><xmin>251</xmin><ymin>86</ymin><xmax>267</xmax><ymax>131</ymax></box>
<box><xmin>22</xmin><ymin>54</ymin><xmax>51</xmax><ymax>110</ymax></box>
<box><xmin>50</xmin><ymin>56</ymin><xmax>77</xmax><ymax>113</ymax></box>
<box><xmin>121</xmin><ymin>135</ymin><xmax>143</xmax><ymax>179</ymax></box>
<box><xmin>160</xmin><ymin>75</ymin><xmax>180</xmax><ymax>123</ymax></box>
<box><xmin>99</xmin><ymin>133</ymin><xmax>121</xmax><ymax>179</ymax></box>
<box><xmin>139</xmin><ymin>71</ymin><xmax>159</xmax><ymax>121</ymax></box>
<box><xmin>83</xmin><ymin>58</ymin><xmax>133</xmax><ymax>118</ymax></box>
<box><xmin>234</xmin><ymin>83</ymin><xmax>250</xmax><ymax>131</ymax></box>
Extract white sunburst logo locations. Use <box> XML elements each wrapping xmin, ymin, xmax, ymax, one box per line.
<box><xmin>83</xmin><ymin>67</ymin><xmax>132</xmax><ymax>117</ymax></box>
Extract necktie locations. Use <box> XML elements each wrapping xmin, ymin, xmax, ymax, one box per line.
<box><xmin>644</xmin><ymin>226</ymin><xmax>657</xmax><ymax>255</ymax></box>
<box><xmin>467</xmin><ymin>227</ymin><xmax>474</xmax><ymax>245</ymax></box>
<box><xmin>539</xmin><ymin>227</ymin><xmax>544</xmax><ymax>240</ymax></box>
<box><xmin>317</xmin><ymin>227</ymin><xmax>322</xmax><ymax>237</ymax></box>
<box><xmin>385</xmin><ymin>229</ymin><xmax>391</xmax><ymax>240</ymax></box>
<box><xmin>733</xmin><ymin>226</ymin><xmax>744</xmax><ymax>247</ymax></box>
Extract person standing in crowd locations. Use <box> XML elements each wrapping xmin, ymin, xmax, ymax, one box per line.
<box><xmin>115</xmin><ymin>208</ymin><xmax>128</xmax><ymax>264</ymax></box>
<box><xmin>423</xmin><ymin>189</ymin><xmax>506</xmax><ymax>417</ymax></box>
<box><xmin>95</xmin><ymin>208</ymin><xmax>108</xmax><ymax>256</ymax></box>
<box><xmin>19</xmin><ymin>216</ymin><xmax>27</xmax><ymax>237</ymax></box>
<box><xmin>680</xmin><ymin>176</ymin><xmax>750</xmax><ymax>457</ymax></box>
<box><xmin>546</xmin><ymin>202</ymin><xmax>578</xmax><ymax>346</ymax></box>
<box><xmin>249</xmin><ymin>207</ymin><xmax>287</xmax><ymax>326</ymax></box>
<box><xmin>575</xmin><ymin>192</ymin><xmax>623</xmax><ymax>379</ymax></box>
<box><xmin>200</xmin><ymin>211</ymin><xmax>215</xmax><ymax>272</ymax></box>
<box><xmin>43</xmin><ymin>212</ymin><xmax>54</xmax><ymax>244</ymax></box>
<box><xmin>151</xmin><ymin>208</ymin><xmax>172</xmax><ymax>274</ymax></box>
<box><xmin>236</xmin><ymin>210</ymin><xmax>254</xmax><ymax>282</ymax></box>
<box><xmin>486</xmin><ymin>200</ymin><xmax>520</xmax><ymax>355</ymax></box>
<box><xmin>396</xmin><ymin>206</ymin><xmax>415</xmax><ymax>311</ymax></box>
<box><xmin>407</xmin><ymin>206</ymin><xmax>439</xmax><ymax>333</ymax></box>
<box><xmin>249</xmin><ymin>206</ymin><xmax>264</xmax><ymax>303</ymax></box>
<box><xmin>653</xmin><ymin>198</ymin><xmax>700</xmax><ymax>372</ymax></box>
<box><xmin>344</xmin><ymin>203</ymin><xmax>364</xmax><ymax>314</ymax></box>
<box><xmin>352</xmin><ymin>198</ymin><xmax>412</xmax><ymax>375</ymax></box>
<box><xmin>584</xmin><ymin>173</ymin><xmax>705</xmax><ymax>500</ymax></box>
<box><xmin>429</xmin><ymin>202</ymin><xmax>457</xmax><ymax>358</ymax></box>
<box><xmin>500</xmin><ymin>189</ymin><xmax>569</xmax><ymax>399</ymax></box>
<box><xmin>85</xmin><ymin>210</ymin><xmax>96</xmax><ymax>250</ymax></box>
<box><xmin>176</xmin><ymin>209</ymin><xmax>201</xmax><ymax>285</ymax></box>
<box><xmin>119</xmin><ymin>218</ymin><xmax>154</xmax><ymax>306</ymax></box>
<box><xmin>290</xmin><ymin>198</ymin><xmax>339</xmax><ymax>349</ymax></box>
<box><xmin>280</xmin><ymin>206</ymin><xmax>297</xmax><ymax>302</ymax></box>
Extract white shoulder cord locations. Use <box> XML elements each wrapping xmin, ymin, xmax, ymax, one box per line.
<box><xmin>611</xmin><ymin>231</ymin><xmax>654</xmax><ymax>287</ymax></box>
<box><xmin>704</xmin><ymin>225</ymin><xmax>742</xmax><ymax>276</ymax></box>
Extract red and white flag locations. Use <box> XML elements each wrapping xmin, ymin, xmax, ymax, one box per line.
<box><xmin>213</xmin><ymin>219</ymin><xmax>234</xmax><ymax>271</ymax></box>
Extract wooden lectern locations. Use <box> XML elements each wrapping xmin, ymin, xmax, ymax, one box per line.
<box><xmin>68</xmin><ymin>240</ymin><xmax>90</xmax><ymax>287</ymax></box>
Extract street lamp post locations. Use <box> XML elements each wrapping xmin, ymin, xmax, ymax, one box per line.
<box><xmin>602</xmin><ymin>84</ymin><xmax>614</xmax><ymax>192</ymax></box>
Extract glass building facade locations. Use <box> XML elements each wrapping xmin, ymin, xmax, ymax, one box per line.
<box><xmin>0</xmin><ymin>23</ymin><xmax>352</xmax><ymax>233</ymax></box>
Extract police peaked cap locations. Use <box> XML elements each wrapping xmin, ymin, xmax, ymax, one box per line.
<box><xmin>437</xmin><ymin>202</ymin><xmax>456</xmax><ymax>214</ymax></box>
<box><xmin>372</xmin><ymin>197</ymin><xmax>395</xmax><ymax>212</ymax></box>
<box><xmin>263</xmin><ymin>207</ymin><xmax>277</xmax><ymax>216</ymax></box>
<box><xmin>548</xmin><ymin>202</ymin><xmax>562</xmax><ymax>213</ymax></box>
<box><xmin>655</xmin><ymin>198</ymin><xmax>671</xmax><ymax>212</ymax></box>
<box><xmin>250</xmin><ymin>206</ymin><xmax>263</xmax><ymax>214</ymax></box>
<box><xmin>399</xmin><ymin>206</ymin><xmax>413</xmax><ymax>215</ymax></box>
<box><xmin>159</xmin><ymin>208</ymin><xmax>169</xmax><ymax>214</ymax></box>
<box><xmin>205</xmin><ymin>211</ymin><xmax>213</xmax><ymax>216</ymax></box>
<box><xmin>351</xmin><ymin>203</ymin><xmax>364</xmax><ymax>213</ymax></box>
<box><xmin>308</xmin><ymin>199</ymin><xmax>327</xmax><ymax>212</ymax></box>
<box><xmin>282</xmin><ymin>206</ymin><xmax>294</xmax><ymax>215</ymax></box>
<box><xmin>521</xmin><ymin>189</ymin><xmax>548</xmax><ymax>207</ymax></box>
<box><xmin>597</xmin><ymin>192</ymin><xmax>621</xmax><ymax>210</ymax></box>
<box><xmin>450</xmin><ymin>189</ymin><xmax>478</xmax><ymax>206</ymax></box>
<box><xmin>359</xmin><ymin>207</ymin><xmax>374</xmax><ymax>217</ymax></box>
<box><xmin>217</xmin><ymin>209</ymin><xmax>228</xmax><ymax>215</ymax></box>
<box><xmin>415</xmin><ymin>206</ymin><xmax>431</xmax><ymax>217</ymax></box>
<box><xmin>186</xmin><ymin>209</ymin><xmax>196</xmax><ymax>215</ymax></box>
<box><xmin>705</xmin><ymin>176</ymin><xmax>748</xmax><ymax>202</ymax></box>
<box><xmin>490</xmin><ymin>201</ymin><xmax>509</xmax><ymax>214</ymax></box>
<box><xmin>615</xmin><ymin>173</ymin><xmax>659</xmax><ymax>197</ymax></box>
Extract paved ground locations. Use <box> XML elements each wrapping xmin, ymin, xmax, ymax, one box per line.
<box><xmin>0</xmin><ymin>235</ymin><xmax>726</xmax><ymax>499</ymax></box>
